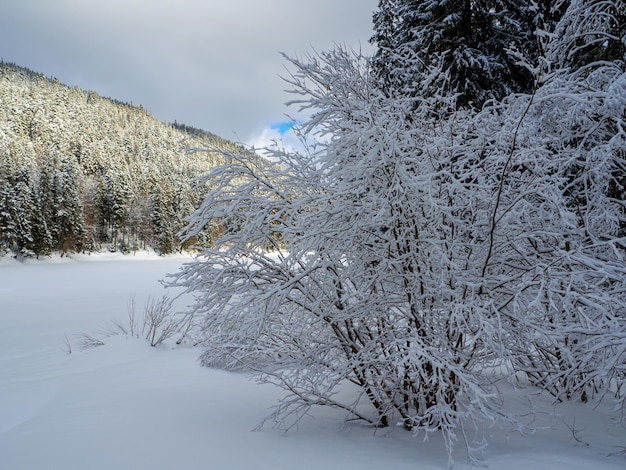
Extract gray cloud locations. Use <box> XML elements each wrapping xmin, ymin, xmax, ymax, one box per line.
<box><xmin>0</xmin><ymin>0</ymin><xmax>377</xmax><ymax>143</ymax></box>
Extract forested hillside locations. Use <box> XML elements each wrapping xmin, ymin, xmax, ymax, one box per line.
<box><xmin>0</xmin><ymin>62</ymin><xmax>245</xmax><ymax>256</ymax></box>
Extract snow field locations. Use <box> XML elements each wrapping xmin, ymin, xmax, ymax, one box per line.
<box><xmin>0</xmin><ymin>254</ymin><xmax>624</xmax><ymax>469</ymax></box>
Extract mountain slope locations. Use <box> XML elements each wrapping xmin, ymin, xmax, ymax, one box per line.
<box><xmin>0</xmin><ymin>61</ymin><xmax>245</xmax><ymax>256</ymax></box>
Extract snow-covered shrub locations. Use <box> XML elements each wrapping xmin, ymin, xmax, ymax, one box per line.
<box><xmin>80</xmin><ymin>294</ymin><xmax>188</xmax><ymax>348</ymax></box>
<box><xmin>172</xmin><ymin>49</ymin><xmax>516</xmax><ymax>458</ymax></box>
<box><xmin>172</xmin><ymin>0</ymin><xmax>625</xmax><ymax>460</ymax></box>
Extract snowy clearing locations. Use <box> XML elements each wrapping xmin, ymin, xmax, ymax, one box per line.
<box><xmin>0</xmin><ymin>254</ymin><xmax>624</xmax><ymax>469</ymax></box>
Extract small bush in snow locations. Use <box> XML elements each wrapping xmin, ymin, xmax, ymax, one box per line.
<box><xmin>72</xmin><ymin>294</ymin><xmax>187</xmax><ymax>349</ymax></box>
<box><xmin>141</xmin><ymin>295</ymin><xmax>180</xmax><ymax>347</ymax></box>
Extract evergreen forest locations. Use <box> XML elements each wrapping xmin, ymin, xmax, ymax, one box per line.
<box><xmin>0</xmin><ymin>62</ymin><xmax>246</xmax><ymax>257</ymax></box>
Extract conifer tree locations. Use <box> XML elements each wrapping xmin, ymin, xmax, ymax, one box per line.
<box><xmin>150</xmin><ymin>183</ymin><xmax>176</xmax><ymax>254</ymax></box>
<box><xmin>0</xmin><ymin>166</ymin><xmax>38</xmax><ymax>256</ymax></box>
<box><xmin>100</xmin><ymin>171</ymin><xmax>133</xmax><ymax>248</ymax></box>
<box><xmin>53</xmin><ymin>158</ymin><xmax>85</xmax><ymax>254</ymax></box>
<box><xmin>371</xmin><ymin>0</ymin><xmax>541</xmax><ymax>107</ymax></box>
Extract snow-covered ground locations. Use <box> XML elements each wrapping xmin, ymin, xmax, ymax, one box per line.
<box><xmin>0</xmin><ymin>253</ymin><xmax>624</xmax><ymax>469</ymax></box>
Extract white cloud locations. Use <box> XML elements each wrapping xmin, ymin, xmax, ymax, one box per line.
<box><xmin>247</xmin><ymin>124</ymin><xmax>308</xmax><ymax>156</ymax></box>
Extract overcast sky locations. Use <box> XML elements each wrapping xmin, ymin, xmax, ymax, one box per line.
<box><xmin>0</xmin><ymin>0</ymin><xmax>378</xmax><ymax>146</ymax></box>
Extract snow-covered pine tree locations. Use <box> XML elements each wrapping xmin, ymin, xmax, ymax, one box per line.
<box><xmin>371</xmin><ymin>0</ymin><xmax>541</xmax><ymax>107</ymax></box>
<box><xmin>53</xmin><ymin>157</ymin><xmax>85</xmax><ymax>254</ymax></box>
<box><xmin>0</xmin><ymin>164</ymin><xmax>38</xmax><ymax>257</ymax></box>
<box><xmin>35</xmin><ymin>153</ymin><xmax>58</xmax><ymax>255</ymax></box>
<box><xmin>99</xmin><ymin>171</ymin><xmax>133</xmax><ymax>250</ymax></box>
<box><xmin>150</xmin><ymin>180</ymin><xmax>177</xmax><ymax>255</ymax></box>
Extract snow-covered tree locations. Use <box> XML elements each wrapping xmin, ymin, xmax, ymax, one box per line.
<box><xmin>0</xmin><ymin>164</ymin><xmax>38</xmax><ymax>256</ymax></box>
<box><xmin>504</xmin><ymin>0</ymin><xmax>626</xmax><ymax>403</ymax></box>
<box><xmin>172</xmin><ymin>50</ymin><xmax>514</xmax><ymax>459</ymax></box>
<box><xmin>53</xmin><ymin>156</ymin><xmax>85</xmax><ymax>254</ymax></box>
<box><xmin>548</xmin><ymin>0</ymin><xmax>625</xmax><ymax>68</ymax></box>
<box><xmin>173</xmin><ymin>1</ymin><xmax>624</xmax><ymax>459</ymax></box>
<box><xmin>371</xmin><ymin>0</ymin><xmax>541</xmax><ymax>107</ymax></box>
<box><xmin>99</xmin><ymin>170</ymin><xmax>133</xmax><ymax>249</ymax></box>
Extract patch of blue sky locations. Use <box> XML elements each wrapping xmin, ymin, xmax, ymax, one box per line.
<box><xmin>270</xmin><ymin>121</ymin><xmax>300</xmax><ymax>135</ymax></box>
